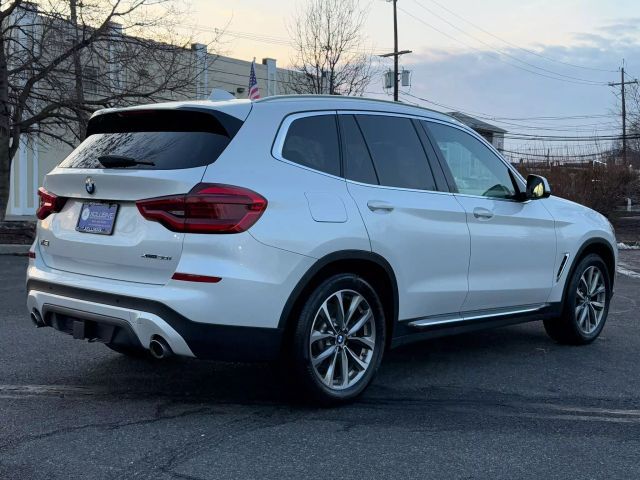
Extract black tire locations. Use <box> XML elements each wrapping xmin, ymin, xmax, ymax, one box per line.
<box><xmin>290</xmin><ymin>274</ymin><xmax>386</xmax><ymax>405</ymax></box>
<box><xmin>105</xmin><ymin>342</ymin><xmax>151</xmax><ymax>358</ymax></box>
<box><xmin>544</xmin><ymin>253</ymin><xmax>611</xmax><ymax>345</ymax></box>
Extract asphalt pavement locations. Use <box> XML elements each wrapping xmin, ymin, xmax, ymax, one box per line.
<box><xmin>1</xmin><ymin>254</ymin><xmax>640</xmax><ymax>480</ymax></box>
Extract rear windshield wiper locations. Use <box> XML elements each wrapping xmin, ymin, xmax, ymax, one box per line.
<box><xmin>98</xmin><ymin>155</ymin><xmax>155</xmax><ymax>168</ymax></box>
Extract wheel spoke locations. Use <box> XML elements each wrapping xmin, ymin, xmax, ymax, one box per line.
<box><xmin>348</xmin><ymin>335</ymin><xmax>375</xmax><ymax>350</ymax></box>
<box><xmin>323</xmin><ymin>349</ymin><xmax>339</xmax><ymax>386</ymax></box>
<box><xmin>345</xmin><ymin>347</ymin><xmax>368</xmax><ymax>370</ymax></box>
<box><xmin>591</xmin><ymin>301</ymin><xmax>605</xmax><ymax>310</ymax></box>
<box><xmin>588</xmin><ymin>304</ymin><xmax>597</xmax><ymax>331</ymax></box>
<box><xmin>340</xmin><ymin>348</ymin><xmax>349</xmax><ymax>387</ymax></box>
<box><xmin>345</xmin><ymin>294</ymin><xmax>364</xmax><ymax>330</ymax></box>
<box><xmin>313</xmin><ymin>345</ymin><xmax>337</xmax><ymax>367</ymax></box>
<box><xmin>348</xmin><ymin>309</ymin><xmax>372</xmax><ymax>337</ymax></box>
<box><xmin>335</xmin><ymin>291</ymin><xmax>346</xmax><ymax>330</ymax></box>
<box><xmin>587</xmin><ymin>267</ymin><xmax>594</xmax><ymax>289</ymax></box>
<box><xmin>592</xmin><ymin>286</ymin><xmax>606</xmax><ymax>296</ymax></box>
<box><xmin>310</xmin><ymin>330</ymin><xmax>333</xmax><ymax>344</ymax></box>
<box><xmin>576</xmin><ymin>289</ymin><xmax>586</xmax><ymax>301</ymax></box>
<box><xmin>320</xmin><ymin>301</ymin><xmax>338</xmax><ymax>334</ymax></box>
<box><xmin>590</xmin><ymin>270</ymin><xmax>601</xmax><ymax>295</ymax></box>
<box><xmin>579</xmin><ymin>276</ymin><xmax>589</xmax><ymax>293</ymax></box>
<box><xmin>578</xmin><ymin>304</ymin><xmax>589</xmax><ymax>329</ymax></box>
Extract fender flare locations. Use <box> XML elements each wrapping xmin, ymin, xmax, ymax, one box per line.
<box><xmin>277</xmin><ymin>250</ymin><xmax>399</xmax><ymax>331</ymax></box>
<box><xmin>560</xmin><ymin>237</ymin><xmax>616</xmax><ymax>310</ymax></box>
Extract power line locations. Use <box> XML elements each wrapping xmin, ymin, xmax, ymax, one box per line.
<box><xmin>178</xmin><ymin>24</ymin><xmax>390</xmax><ymax>56</ymax></box>
<box><xmin>399</xmin><ymin>92</ymin><xmax>618</xmax><ymax>131</ymax></box>
<box><xmin>397</xmin><ymin>6</ymin><xmax>608</xmax><ymax>86</ymax></box>
<box><xmin>502</xmin><ymin>134</ymin><xmax>637</xmax><ymax>142</ymax></box>
<box><xmin>501</xmin><ymin>149</ymin><xmax>611</xmax><ymax>159</ymax></box>
<box><xmin>409</xmin><ymin>1</ymin><xmax>609</xmax><ymax>85</ymax></box>
<box><xmin>419</xmin><ymin>0</ymin><xmax>618</xmax><ymax>73</ymax></box>
<box><xmin>399</xmin><ymin>92</ymin><xmax>632</xmax><ymax>141</ymax></box>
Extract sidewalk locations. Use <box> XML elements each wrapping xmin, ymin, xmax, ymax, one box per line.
<box><xmin>0</xmin><ymin>219</ymin><xmax>36</xmax><ymax>247</ymax></box>
<box><xmin>0</xmin><ymin>244</ymin><xmax>30</xmax><ymax>255</ymax></box>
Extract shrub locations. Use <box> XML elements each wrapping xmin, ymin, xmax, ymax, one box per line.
<box><xmin>516</xmin><ymin>163</ymin><xmax>639</xmax><ymax>217</ymax></box>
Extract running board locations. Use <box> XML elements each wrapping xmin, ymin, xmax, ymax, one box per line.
<box><xmin>407</xmin><ymin>304</ymin><xmax>549</xmax><ymax>329</ymax></box>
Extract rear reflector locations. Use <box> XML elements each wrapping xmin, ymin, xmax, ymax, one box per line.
<box><xmin>36</xmin><ymin>187</ymin><xmax>67</xmax><ymax>220</ymax></box>
<box><xmin>171</xmin><ymin>273</ymin><xmax>222</xmax><ymax>283</ymax></box>
<box><xmin>136</xmin><ymin>183</ymin><xmax>267</xmax><ymax>234</ymax></box>
<box><xmin>28</xmin><ymin>251</ymin><xmax>36</xmax><ymax>259</ymax></box>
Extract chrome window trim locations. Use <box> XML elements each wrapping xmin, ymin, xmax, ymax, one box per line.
<box><xmin>345</xmin><ymin>178</ymin><xmax>452</xmax><ymax>196</ymax></box>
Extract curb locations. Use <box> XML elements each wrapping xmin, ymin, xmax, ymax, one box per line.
<box><xmin>0</xmin><ymin>244</ymin><xmax>31</xmax><ymax>255</ymax></box>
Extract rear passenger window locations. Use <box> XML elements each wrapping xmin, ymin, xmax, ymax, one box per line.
<box><xmin>281</xmin><ymin>115</ymin><xmax>340</xmax><ymax>176</ymax></box>
<box><xmin>339</xmin><ymin>115</ymin><xmax>378</xmax><ymax>185</ymax></box>
<box><xmin>355</xmin><ymin>115</ymin><xmax>436</xmax><ymax>191</ymax></box>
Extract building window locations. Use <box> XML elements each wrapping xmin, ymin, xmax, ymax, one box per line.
<box><xmin>84</xmin><ymin>66</ymin><xmax>99</xmax><ymax>94</ymax></box>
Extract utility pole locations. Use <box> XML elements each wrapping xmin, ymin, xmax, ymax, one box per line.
<box><xmin>392</xmin><ymin>0</ymin><xmax>398</xmax><ymax>101</ymax></box>
<box><xmin>609</xmin><ymin>64</ymin><xmax>638</xmax><ymax>166</ymax></box>
<box><xmin>380</xmin><ymin>0</ymin><xmax>411</xmax><ymax>101</ymax></box>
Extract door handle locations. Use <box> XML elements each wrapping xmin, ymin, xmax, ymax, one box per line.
<box><xmin>473</xmin><ymin>207</ymin><xmax>494</xmax><ymax>220</ymax></box>
<box><xmin>367</xmin><ymin>200</ymin><xmax>394</xmax><ymax>212</ymax></box>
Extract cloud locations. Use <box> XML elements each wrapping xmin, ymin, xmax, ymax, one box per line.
<box><xmin>378</xmin><ymin>40</ymin><xmax>640</xmax><ymax>151</ymax></box>
<box><xmin>599</xmin><ymin>18</ymin><xmax>640</xmax><ymax>36</ymax></box>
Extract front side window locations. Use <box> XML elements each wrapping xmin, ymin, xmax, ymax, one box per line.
<box><xmin>355</xmin><ymin>115</ymin><xmax>436</xmax><ymax>191</ymax></box>
<box><xmin>426</xmin><ymin>122</ymin><xmax>516</xmax><ymax>199</ymax></box>
<box><xmin>281</xmin><ymin>114</ymin><xmax>340</xmax><ymax>176</ymax></box>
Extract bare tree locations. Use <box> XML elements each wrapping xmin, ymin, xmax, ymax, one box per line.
<box><xmin>626</xmin><ymin>82</ymin><xmax>640</xmax><ymax>165</ymax></box>
<box><xmin>287</xmin><ymin>0</ymin><xmax>373</xmax><ymax>96</ymax></box>
<box><xmin>0</xmin><ymin>0</ymin><xmax>219</xmax><ymax>220</ymax></box>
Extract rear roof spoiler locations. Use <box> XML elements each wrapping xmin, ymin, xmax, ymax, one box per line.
<box><xmin>87</xmin><ymin>107</ymin><xmax>246</xmax><ymax>138</ymax></box>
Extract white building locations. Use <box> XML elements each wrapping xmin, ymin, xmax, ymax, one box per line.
<box><xmin>6</xmin><ymin>4</ymin><xmax>302</xmax><ymax>218</ymax></box>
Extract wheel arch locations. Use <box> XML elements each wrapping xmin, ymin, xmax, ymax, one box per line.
<box><xmin>278</xmin><ymin>250</ymin><xmax>399</xmax><ymax>350</ymax></box>
<box><xmin>562</xmin><ymin>238</ymin><xmax>616</xmax><ymax>307</ymax></box>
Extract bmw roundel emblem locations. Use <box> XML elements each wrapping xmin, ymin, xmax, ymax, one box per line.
<box><xmin>85</xmin><ymin>177</ymin><xmax>95</xmax><ymax>195</ymax></box>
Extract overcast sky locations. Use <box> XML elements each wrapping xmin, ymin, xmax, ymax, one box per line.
<box><xmin>189</xmin><ymin>0</ymin><xmax>640</xmax><ymax>154</ymax></box>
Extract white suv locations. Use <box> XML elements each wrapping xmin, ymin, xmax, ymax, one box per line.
<box><xmin>27</xmin><ymin>96</ymin><xmax>617</xmax><ymax>403</ymax></box>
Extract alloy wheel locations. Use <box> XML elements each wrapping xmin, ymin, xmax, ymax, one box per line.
<box><xmin>309</xmin><ymin>289</ymin><xmax>376</xmax><ymax>391</ymax></box>
<box><xmin>575</xmin><ymin>265</ymin><xmax>607</xmax><ymax>335</ymax></box>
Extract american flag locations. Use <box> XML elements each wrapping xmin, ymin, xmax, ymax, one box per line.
<box><xmin>248</xmin><ymin>59</ymin><xmax>261</xmax><ymax>100</ymax></box>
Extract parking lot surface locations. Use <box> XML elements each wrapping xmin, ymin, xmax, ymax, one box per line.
<box><xmin>1</xmin><ymin>255</ymin><xmax>639</xmax><ymax>480</ymax></box>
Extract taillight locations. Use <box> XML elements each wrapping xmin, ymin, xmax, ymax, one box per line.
<box><xmin>36</xmin><ymin>187</ymin><xmax>67</xmax><ymax>220</ymax></box>
<box><xmin>136</xmin><ymin>183</ymin><xmax>267</xmax><ymax>234</ymax></box>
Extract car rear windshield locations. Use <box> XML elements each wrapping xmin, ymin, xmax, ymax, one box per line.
<box><xmin>59</xmin><ymin>109</ymin><xmax>242</xmax><ymax>170</ymax></box>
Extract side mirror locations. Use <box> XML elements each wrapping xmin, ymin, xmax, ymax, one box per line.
<box><xmin>526</xmin><ymin>174</ymin><xmax>551</xmax><ymax>200</ymax></box>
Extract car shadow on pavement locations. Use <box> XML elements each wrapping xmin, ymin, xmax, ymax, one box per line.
<box><xmin>76</xmin><ymin>323</ymin><xmax>553</xmax><ymax>406</ymax></box>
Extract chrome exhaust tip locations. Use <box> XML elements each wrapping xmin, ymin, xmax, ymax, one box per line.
<box><xmin>149</xmin><ymin>337</ymin><xmax>173</xmax><ymax>359</ymax></box>
<box><xmin>30</xmin><ymin>310</ymin><xmax>45</xmax><ymax>328</ymax></box>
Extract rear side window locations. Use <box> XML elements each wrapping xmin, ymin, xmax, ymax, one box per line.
<box><xmin>281</xmin><ymin>115</ymin><xmax>340</xmax><ymax>176</ymax></box>
<box><xmin>339</xmin><ymin>115</ymin><xmax>378</xmax><ymax>184</ymax></box>
<box><xmin>355</xmin><ymin>115</ymin><xmax>436</xmax><ymax>191</ymax></box>
<box><xmin>60</xmin><ymin>110</ymin><xmax>239</xmax><ymax>170</ymax></box>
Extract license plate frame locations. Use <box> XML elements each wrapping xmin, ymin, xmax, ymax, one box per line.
<box><xmin>76</xmin><ymin>202</ymin><xmax>119</xmax><ymax>235</ymax></box>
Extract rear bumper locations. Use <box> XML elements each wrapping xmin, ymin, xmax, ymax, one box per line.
<box><xmin>26</xmin><ymin>229</ymin><xmax>314</xmax><ymax>360</ymax></box>
<box><xmin>27</xmin><ymin>280</ymin><xmax>284</xmax><ymax>361</ymax></box>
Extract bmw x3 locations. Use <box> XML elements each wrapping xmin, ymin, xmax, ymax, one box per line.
<box><xmin>27</xmin><ymin>96</ymin><xmax>617</xmax><ymax>403</ymax></box>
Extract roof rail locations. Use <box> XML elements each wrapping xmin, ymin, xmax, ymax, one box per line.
<box><xmin>254</xmin><ymin>94</ymin><xmax>445</xmax><ymax>115</ymax></box>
